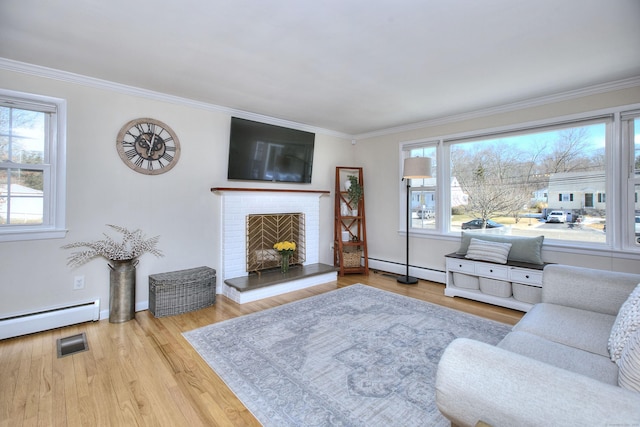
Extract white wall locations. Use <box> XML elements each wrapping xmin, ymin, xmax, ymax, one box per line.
<box><xmin>357</xmin><ymin>86</ymin><xmax>640</xmax><ymax>276</ymax></box>
<box><xmin>0</xmin><ymin>68</ymin><xmax>354</xmax><ymax>319</ymax></box>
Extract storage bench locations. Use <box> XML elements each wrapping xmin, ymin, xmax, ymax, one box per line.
<box><xmin>445</xmin><ymin>252</ymin><xmax>547</xmax><ymax>312</ymax></box>
<box><xmin>149</xmin><ymin>266</ymin><xmax>216</xmax><ymax>317</ymax></box>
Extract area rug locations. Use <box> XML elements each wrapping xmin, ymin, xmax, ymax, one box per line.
<box><xmin>183</xmin><ymin>284</ymin><xmax>511</xmax><ymax>426</ymax></box>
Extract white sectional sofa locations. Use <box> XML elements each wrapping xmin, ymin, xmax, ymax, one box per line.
<box><xmin>435</xmin><ymin>264</ymin><xmax>640</xmax><ymax>426</ymax></box>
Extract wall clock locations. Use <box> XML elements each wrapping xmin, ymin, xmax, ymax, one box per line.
<box><xmin>116</xmin><ymin>118</ymin><xmax>181</xmax><ymax>175</ymax></box>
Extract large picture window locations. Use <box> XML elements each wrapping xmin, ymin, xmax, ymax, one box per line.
<box><xmin>448</xmin><ymin>120</ymin><xmax>608</xmax><ymax>244</ymax></box>
<box><xmin>0</xmin><ymin>90</ymin><xmax>66</xmax><ymax>241</ymax></box>
<box><xmin>401</xmin><ymin>105</ymin><xmax>640</xmax><ymax>253</ymax></box>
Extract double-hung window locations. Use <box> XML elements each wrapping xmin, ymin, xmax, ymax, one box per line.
<box><xmin>0</xmin><ymin>89</ymin><xmax>66</xmax><ymax>241</ymax></box>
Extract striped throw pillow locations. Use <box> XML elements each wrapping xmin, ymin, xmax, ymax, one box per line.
<box><xmin>465</xmin><ymin>238</ymin><xmax>512</xmax><ymax>264</ymax></box>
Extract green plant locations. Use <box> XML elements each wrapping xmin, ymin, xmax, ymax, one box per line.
<box><xmin>347</xmin><ymin>175</ymin><xmax>363</xmax><ymax>208</ymax></box>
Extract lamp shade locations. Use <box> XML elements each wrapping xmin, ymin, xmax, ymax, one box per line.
<box><xmin>403</xmin><ymin>157</ymin><xmax>432</xmax><ymax>179</ymax></box>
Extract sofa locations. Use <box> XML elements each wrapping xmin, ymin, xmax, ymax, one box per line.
<box><xmin>435</xmin><ymin>264</ymin><xmax>640</xmax><ymax>426</ymax></box>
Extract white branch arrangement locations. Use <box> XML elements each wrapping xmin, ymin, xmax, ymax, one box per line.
<box><xmin>62</xmin><ymin>224</ymin><xmax>164</xmax><ymax>268</ymax></box>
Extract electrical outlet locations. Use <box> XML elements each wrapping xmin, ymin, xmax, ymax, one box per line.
<box><xmin>73</xmin><ymin>275</ymin><xmax>85</xmax><ymax>290</ymax></box>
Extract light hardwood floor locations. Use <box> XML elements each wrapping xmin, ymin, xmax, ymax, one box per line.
<box><xmin>0</xmin><ymin>271</ymin><xmax>523</xmax><ymax>426</ymax></box>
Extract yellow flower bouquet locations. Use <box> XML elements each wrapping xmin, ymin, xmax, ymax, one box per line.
<box><xmin>273</xmin><ymin>241</ymin><xmax>296</xmax><ymax>254</ymax></box>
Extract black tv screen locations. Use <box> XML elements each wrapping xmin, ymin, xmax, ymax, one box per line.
<box><xmin>227</xmin><ymin>117</ymin><xmax>315</xmax><ymax>183</ymax></box>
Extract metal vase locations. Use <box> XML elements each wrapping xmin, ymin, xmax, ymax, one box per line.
<box><xmin>108</xmin><ymin>259</ymin><xmax>138</xmax><ymax>323</ymax></box>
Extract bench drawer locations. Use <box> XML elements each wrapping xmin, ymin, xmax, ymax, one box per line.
<box><xmin>475</xmin><ymin>263</ymin><xmax>510</xmax><ymax>280</ymax></box>
<box><xmin>446</xmin><ymin>257</ymin><xmax>476</xmax><ymax>274</ymax></box>
<box><xmin>510</xmin><ymin>268</ymin><xmax>542</xmax><ymax>286</ymax></box>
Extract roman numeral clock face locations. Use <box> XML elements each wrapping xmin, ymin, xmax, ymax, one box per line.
<box><xmin>116</xmin><ymin>118</ymin><xmax>181</xmax><ymax>175</ymax></box>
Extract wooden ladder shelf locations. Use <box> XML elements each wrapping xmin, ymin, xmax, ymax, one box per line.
<box><xmin>334</xmin><ymin>167</ymin><xmax>369</xmax><ymax>276</ymax></box>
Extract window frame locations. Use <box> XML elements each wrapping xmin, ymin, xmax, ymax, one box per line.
<box><xmin>399</xmin><ymin>103</ymin><xmax>640</xmax><ymax>255</ymax></box>
<box><xmin>0</xmin><ymin>88</ymin><xmax>66</xmax><ymax>242</ymax></box>
<box><xmin>623</xmin><ymin>109</ymin><xmax>640</xmax><ymax>249</ymax></box>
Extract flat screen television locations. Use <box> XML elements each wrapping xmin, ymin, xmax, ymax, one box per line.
<box><xmin>227</xmin><ymin>117</ymin><xmax>315</xmax><ymax>183</ymax></box>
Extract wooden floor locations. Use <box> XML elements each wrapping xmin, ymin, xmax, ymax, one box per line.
<box><xmin>0</xmin><ymin>272</ymin><xmax>523</xmax><ymax>427</ymax></box>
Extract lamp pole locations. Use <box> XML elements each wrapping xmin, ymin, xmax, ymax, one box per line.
<box><xmin>397</xmin><ymin>178</ymin><xmax>418</xmax><ymax>284</ymax></box>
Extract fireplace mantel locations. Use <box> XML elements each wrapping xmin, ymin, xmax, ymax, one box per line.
<box><xmin>211</xmin><ymin>187</ymin><xmax>329</xmax><ymax>195</ymax></box>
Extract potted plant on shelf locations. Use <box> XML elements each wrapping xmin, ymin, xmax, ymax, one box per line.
<box><xmin>346</xmin><ymin>175</ymin><xmax>363</xmax><ymax>215</ymax></box>
<box><xmin>61</xmin><ymin>224</ymin><xmax>163</xmax><ymax>323</ymax></box>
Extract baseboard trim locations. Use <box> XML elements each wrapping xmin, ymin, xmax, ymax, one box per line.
<box><xmin>368</xmin><ymin>258</ymin><xmax>446</xmax><ymax>284</ymax></box>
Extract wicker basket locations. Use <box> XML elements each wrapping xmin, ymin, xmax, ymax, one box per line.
<box><xmin>149</xmin><ymin>266</ymin><xmax>216</xmax><ymax>317</ymax></box>
<box><xmin>343</xmin><ymin>251</ymin><xmax>362</xmax><ymax>267</ymax></box>
<box><xmin>512</xmin><ymin>283</ymin><xmax>542</xmax><ymax>304</ymax></box>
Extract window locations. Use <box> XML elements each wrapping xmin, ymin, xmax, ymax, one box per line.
<box><xmin>625</xmin><ymin>112</ymin><xmax>640</xmax><ymax>245</ymax></box>
<box><xmin>447</xmin><ymin>120</ymin><xmax>608</xmax><ymax>243</ymax></box>
<box><xmin>402</xmin><ymin>144</ymin><xmax>437</xmax><ymax>230</ymax></box>
<box><xmin>0</xmin><ymin>89</ymin><xmax>66</xmax><ymax>241</ymax></box>
<box><xmin>401</xmin><ymin>112</ymin><xmax>634</xmax><ymax>249</ymax></box>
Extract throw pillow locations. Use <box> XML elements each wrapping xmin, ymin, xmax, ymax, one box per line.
<box><xmin>609</xmin><ymin>283</ymin><xmax>640</xmax><ymax>362</ymax></box>
<box><xmin>464</xmin><ymin>238</ymin><xmax>512</xmax><ymax>264</ymax></box>
<box><xmin>618</xmin><ymin>329</ymin><xmax>640</xmax><ymax>392</ymax></box>
<box><xmin>456</xmin><ymin>233</ymin><xmax>544</xmax><ymax>265</ymax></box>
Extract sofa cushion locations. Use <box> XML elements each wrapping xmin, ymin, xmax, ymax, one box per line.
<box><xmin>542</xmin><ymin>265</ymin><xmax>640</xmax><ymax>316</ymax></box>
<box><xmin>513</xmin><ymin>303</ymin><xmax>616</xmax><ymax>357</ymax></box>
<box><xmin>609</xmin><ymin>283</ymin><xmax>640</xmax><ymax>362</ymax></box>
<box><xmin>465</xmin><ymin>238</ymin><xmax>512</xmax><ymax>264</ymax></box>
<box><xmin>456</xmin><ymin>232</ymin><xmax>544</xmax><ymax>265</ymax></box>
<box><xmin>618</xmin><ymin>329</ymin><xmax>640</xmax><ymax>392</ymax></box>
<box><xmin>498</xmin><ymin>331</ymin><xmax>618</xmax><ymax>385</ymax></box>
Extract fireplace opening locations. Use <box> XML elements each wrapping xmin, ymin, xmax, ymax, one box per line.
<box><xmin>246</xmin><ymin>213</ymin><xmax>306</xmax><ymax>273</ymax></box>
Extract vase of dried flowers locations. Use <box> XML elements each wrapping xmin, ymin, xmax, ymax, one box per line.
<box><xmin>62</xmin><ymin>225</ymin><xmax>163</xmax><ymax>323</ymax></box>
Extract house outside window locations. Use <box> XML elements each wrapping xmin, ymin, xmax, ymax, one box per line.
<box><xmin>0</xmin><ymin>89</ymin><xmax>66</xmax><ymax>241</ymax></box>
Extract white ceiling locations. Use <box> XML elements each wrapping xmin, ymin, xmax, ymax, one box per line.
<box><xmin>1</xmin><ymin>0</ymin><xmax>639</xmax><ymax>136</ymax></box>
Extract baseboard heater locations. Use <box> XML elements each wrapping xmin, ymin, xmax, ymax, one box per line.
<box><xmin>0</xmin><ymin>299</ymin><xmax>100</xmax><ymax>340</ymax></box>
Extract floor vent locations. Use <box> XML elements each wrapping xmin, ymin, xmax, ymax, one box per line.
<box><xmin>57</xmin><ymin>332</ymin><xmax>88</xmax><ymax>358</ymax></box>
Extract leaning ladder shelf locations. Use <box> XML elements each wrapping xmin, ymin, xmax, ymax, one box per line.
<box><xmin>334</xmin><ymin>167</ymin><xmax>369</xmax><ymax>276</ymax></box>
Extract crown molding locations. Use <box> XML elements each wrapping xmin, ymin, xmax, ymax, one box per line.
<box><xmin>354</xmin><ymin>76</ymin><xmax>640</xmax><ymax>140</ymax></box>
<box><xmin>2</xmin><ymin>57</ymin><xmax>638</xmax><ymax>142</ymax></box>
<box><xmin>0</xmin><ymin>57</ymin><xmax>350</xmax><ymax>139</ymax></box>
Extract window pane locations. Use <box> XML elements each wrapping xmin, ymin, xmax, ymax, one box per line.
<box><xmin>634</xmin><ymin>183</ymin><xmax>640</xmax><ymax>246</ymax></box>
<box><xmin>1</xmin><ymin>169</ymin><xmax>44</xmax><ymax>225</ymax></box>
<box><xmin>407</xmin><ymin>146</ymin><xmax>436</xmax><ymax>230</ymax></box>
<box><xmin>450</xmin><ymin>123</ymin><xmax>607</xmax><ymax>243</ymax></box>
<box><xmin>634</xmin><ymin>118</ymin><xmax>640</xmax><ymax>175</ymax></box>
<box><xmin>0</xmin><ymin>107</ymin><xmax>46</xmax><ymax>163</ymax></box>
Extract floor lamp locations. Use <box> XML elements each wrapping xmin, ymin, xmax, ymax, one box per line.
<box><xmin>397</xmin><ymin>156</ymin><xmax>432</xmax><ymax>285</ymax></box>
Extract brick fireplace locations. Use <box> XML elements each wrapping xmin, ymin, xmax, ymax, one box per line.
<box><xmin>212</xmin><ymin>188</ymin><xmax>334</xmax><ymax>303</ymax></box>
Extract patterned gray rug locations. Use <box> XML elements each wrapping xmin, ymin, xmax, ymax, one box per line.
<box><xmin>184</xmin><ymin>284</ymin><xmax>511</xmax><ymax>426</ymax></box>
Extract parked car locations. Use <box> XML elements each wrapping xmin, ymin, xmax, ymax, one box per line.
<box><xmin>416</xmin><ymin>208</ymin><xmax>434</xmax><ymax>219</ymax></box>
<box><xmin>546</xmin><ymin>211</ymin><xmax>566</xmax><ymax>223</ymax></box>
<box><xmin>461</xmin><ymin>219</ymin><xmax>503</xmax><ymax>229</ymax></box>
